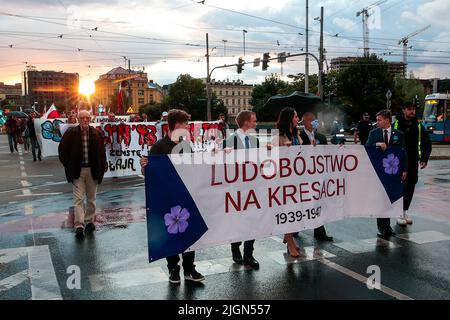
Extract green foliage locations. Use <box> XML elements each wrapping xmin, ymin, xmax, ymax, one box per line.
<box><xmin>336</xmin><ymin>54</ymin><xmax>395</xmax><ymax>122</ymax></box>
<box><xmin>250</xmin><ymin>74</ymin><xmax>288</xmax><ymax>121</ymax></box>
<box><xmin>164</xmin><ymin>74</ymin><xmax>207</xmax><ymax>120</ymax></box>
<box><xmin>392</xmin><ymin>76</ymin><xmax>425</xmax><ymax>115</ymax></box>
<box><xmin>139</xmin><ymin>103</ymin><xmax>163</xmax><ymax>121</ymax></box>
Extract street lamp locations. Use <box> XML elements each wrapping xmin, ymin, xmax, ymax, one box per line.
<box><xmin>243</xmin><ymin>29</ymin><xmax>248</xmax><ymax>56</ymax></box>
<box><xmin>222</xmin><ymin>40</ymin><xmax>228</xmax><ymax>57</ymax></box>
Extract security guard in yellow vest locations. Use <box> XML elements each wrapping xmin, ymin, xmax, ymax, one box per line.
<box><xmin>393</xmin><ymin>104</ymin><xmax>432</xmax><ymax>226</ymax></box>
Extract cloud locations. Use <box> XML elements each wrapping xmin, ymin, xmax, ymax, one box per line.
<box><xmin>332</xmin><ymin>17</ymin><xmax>357</xmax><ymax>32</ymax></box>
<box><xmin>401</xmin><ymin>0</ymin><xmax>450</xmax><ymax>29</ymax></box>
<box><xmin>412</xmin><ymin>64</ymin><xmax>450</xmax><ymax>79</ymax></box>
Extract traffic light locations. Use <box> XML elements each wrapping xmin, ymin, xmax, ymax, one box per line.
<box><xmin>237</xmin><ymin>57</ymin><xmax>244</xmax><ymax>74</ymax></box>
<box><xmin>262</xmin><ymin>52</ymin><xmax>270</xmax><ymax>71</ymax></box>
<box><xmin>413</xmin><ymin>95</ymin><xmax>420</xmax><ymax>107</ymax></box>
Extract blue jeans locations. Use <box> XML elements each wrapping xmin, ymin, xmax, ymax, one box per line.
<box><xmin>7</xmin><ymin>133</ymin><xmax>17</xmax><ymax>152</ymax></box>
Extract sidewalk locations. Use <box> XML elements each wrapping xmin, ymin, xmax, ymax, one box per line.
<box><xmin>430</xmin><ymin>145</ymin><xmax>450</xmax><ymax>160</ymax></box>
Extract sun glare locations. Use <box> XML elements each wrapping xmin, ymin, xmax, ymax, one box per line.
<box><xmin>79</xmin><ymin>81</ymin><xmax>95</xmax><ymax>95</ymax></box>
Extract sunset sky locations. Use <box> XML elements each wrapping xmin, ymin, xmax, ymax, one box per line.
<box><xmin>1</xmin><ymin>0</ymin><xmax>449</xmax><ymax>92</ymax></box>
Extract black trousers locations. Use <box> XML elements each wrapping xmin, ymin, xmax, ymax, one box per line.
<box><xmin>404</xmin><ymin>162</ymin><xmax>419</xmax><ymax>211</ymax></box>
<box><xmin>314</xmin><ymin>225</ymin><xmax>327</xmax><ymax>238</ymax></box>
<box><xmin>377</xmin><ymin>218</ymin><xmax>391</xmax><ymax>230</ymax></box>
<box><xmin>166</xmin><ymin>251</ymin><xmax>195</xmax><ymax>274</ymax></box>
<box><xmin>231</xmin><ymin>240</ymin><xmax>255</xmax><ymax>258</ymax></box>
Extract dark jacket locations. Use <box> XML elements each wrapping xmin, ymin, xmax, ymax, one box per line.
<box><xmin>300</xmin><ymin>129</ymin><xmax>328</xmax><ymax>145</ymax></box>
<box><xmin>366</xmin><ymin>127</ymin><xmax>408</xmax><ymax>171</ymax></box>
<box><xmin>58</xmin><ymin>125</ymin><xmax>107</xmax><ymax>184</ymax></box>
<box><xmin>394</xmin><ymin>116</ymin><xmax>432</xmax><ymax>164</ymax></box>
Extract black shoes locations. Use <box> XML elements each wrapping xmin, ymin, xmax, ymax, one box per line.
<box><xmin>315</xmin><ymin>235</ymin><xmax>334</xmax><ymax>242</ymax></box>
<box><xmin>75</xmin><ymin>227</ymin><xmax>84</xmax><ymax>239</ymax></box>
<box><xmin>377</xmin><ymin>227</ymin><xmax>396</xmax><ymax>238</ymax></box>
<box><xmin>184</xmin><ymin>269</ymin><xmax>205</xmax><ymax>282</ymax></box>
<box><xmin>169</xmin><ymin>269</ymin><xmax>181</xmax><ymax>284</ymax></box>
<box><xmin>232</xmin><ymin>250</ymin><xmax>243</xmax><ymax>265</ymax></box>
<box><xmin>243</xmin><ymin>256</ymin><xmax>260</xmax><ymax>269</ymax></box>
<box><xmin>85</xmin><ymin>223</ymin><xmax>96</xmax><ymax>233</ymax></box>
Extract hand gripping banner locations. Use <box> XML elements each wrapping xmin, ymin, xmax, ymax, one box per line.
<box><xmin>146</xmin><ymin>145</ymin><xmax>405</xmax><ymax>262</ymax></box>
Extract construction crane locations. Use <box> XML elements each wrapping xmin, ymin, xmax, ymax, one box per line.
<box><xmin>398</xmin><ymin>25</ymin><xmax>431</xmax><ymax>77</ymax></box>
<box><xmin>356</xmin><ymin>0</ymin><xmax>387</xmax><ymax>57</ymax></box>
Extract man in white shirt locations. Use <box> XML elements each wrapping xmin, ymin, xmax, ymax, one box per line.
<box><xmin>223</xmin><ymin>110</ymin><xmax>260</xmax><ymax>269</ymax></box>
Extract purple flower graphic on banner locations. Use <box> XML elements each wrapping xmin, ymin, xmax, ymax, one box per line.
<box><xmin>164</xmin><ymin>205</ymin><xmax>190</xmax><ymax>234</ymax></box>
<box><xmin>383</xmin><ymin>153</ymin><xmax>399</xmax><ymax>175</ymax></box>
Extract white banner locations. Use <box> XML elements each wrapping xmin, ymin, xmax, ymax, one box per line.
<box><xmin>34</xmin><ymin>118</ymin><xmax>67</xmax><ymax>158</ymax></box>
<box><xmin>56</xmin><ymin>120</ymin><xmax>225</xmax><ymax>178</ymax></box>
<box><xmin>145</xmin><ymin>145</ymin><xmax>406</xmax><ymax>261</ymax></box>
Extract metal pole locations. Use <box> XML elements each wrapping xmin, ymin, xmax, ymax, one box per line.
<box><xmin>403</xmin><ymin>41</ymin><xmax>408</xmax><ymax>78</ymax></box>
<box><xmin>243</xmin><ymin>30</ymin><xmax>247</xmax><ymax>56</ymax></box>
<box><xmin>305</xmin><ymin>0</ymin><xmax>309</xmax><ymax>93</ymax></box>
<box><xmin>222</xmin><ymin>40</ymin><xmax>227</xmax><ymax>57</ymax></box>
<box><xmin>318</xmin><ymin>6</ymin><xmax>324</xmax><ymax>101</ymax></box>
<box><xmin>128</xmin><ymin>58</ymin><xmax>132</xmax><ymax>114</ymax></box>
<box><xmin>206</xmin><ymin>33</ymin><xmax>211</xmax><ymax>121</ymax></box>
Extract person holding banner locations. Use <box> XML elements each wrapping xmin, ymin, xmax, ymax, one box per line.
<box><xmin>222</xmin><ymin>110</ymin><xmax>260</xmax><ymax>269</ymax></box>
<box><xmin>366</xmin><ymin>109</ymin><xmax>408</xmax><ymax>239</ymax></box>
<box><xmin>299</xmin><ymin>112</ymin><xmax>334</xmax><ymax>242</ymax></box>
<box><xmin>27</xmin><ymin>112</ymin><xmax>41</xmax><ymax>162</ymax></box>
<box><xmin>272</xmin><ymin>107</ymin><xmax>302</xmax><ymax>258</ymax></box>
<box><xmin>58</xmin><ymin>110</ymin><xmax>108</xmax><ymax>239</ymax></box>
<box><xmin>140</xmin><ymin>109</ymin><xmax>205</xmax><ymax>284</ymax></box>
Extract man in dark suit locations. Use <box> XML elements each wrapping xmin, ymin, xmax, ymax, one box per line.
<box><xmin>299</xmin><ymin>112</ymin><xmax>334</xmax><ymax>242</ymax></box>
<box><xmin>223</xmin><ymin>110</ymin><xmax>259</xmax><ymax>269</ymax></box>
<box><xmin>366</xmin><ymin>109</ymin><xmax>408</xmax><ymax>238</ymax></box>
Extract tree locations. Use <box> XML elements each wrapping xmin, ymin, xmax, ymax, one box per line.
<box><xmin>281</xmin><ymin>73</ymin><xmax>319</xmax><ymax>95</ymax></box>
<box><xmin>337</xmin><ymin>54</ymin><xmax>395</xmax><ymax>122</ymax></box>
<box><xmin>140</xmin><ymin>102</ymin><xmax>163</xmax><ymax>121</ymax></box>
<box><xmin>250</xmin><ymin>74</ymin><xmax>288</xmax><ymax>121</ymax></box>
<box><xmin>392</xmin><ymin>76</ymin><xmax>425</xmax><ymax>116</ymax></box>
<box><xmin>165</xmin><ymin>74</ymin><xmax>207</xmax><ymax>120</ymax></box>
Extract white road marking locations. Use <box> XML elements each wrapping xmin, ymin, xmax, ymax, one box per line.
<box><xmin>27</xmin><ymin>228</ymin><xmax>60</xmax><ymax>234</ymax></box>
<box><xmin>25</xmin><ymin>204</ymin><xmax>33</xmax><ymax>215</ymax></box>
<box><xmin>396</xmin><ymin>231</ymin><xmax>450</xmax><ymax>244</ymax></box>
<box><xmin>17</xmin><ymin>192</ymin><xmax>63</xmax><ymax>197</ymax></box>
<box><xmin>0</xmin><ymin>210</ymin><xmax>21</xmax><ymax>217</ymax></box>
<box><xmin>22</xmin><ymin>189</ymin><xmax>31</xmax><ymax>196</ymax></box>
<box><xmin>21</xmin><ymin>180</ymin><xmax>32</xmax><ymax>187</ymax></box>
<box><xmin>26</xmin><ymin>175</ymin><xmax>54</xmax><ymax>178</ymax></box>
<box><xmin>267</xmin><ymin>246</ymin><xmax>336</xmax><ymax>265</ymax></box>
<box><xmin>27</xmin><ymin>245</ymin><xmax>62</xmax><ymax>300</ymax></box>
<box><xmin>20</xmin><ymin>166</ymin><xmax>25</xmax><ymax>171</ymax></box>
<box><xmin>318</xmin><ymin>258</ymin><xmax>413</xmax><ymax>300</ymax></box>
<box><xmin>334</xmin><ymin>238</ymin><xmax>401</xmax><ymax>254</ymax></box>
<box><xmin>21</xmin><ymin>172</ymin><xmax>27</xmax><ymax>177</ymax></box>
<box><xmin>89</xmin><ymin>266</ymin><xmax>168</xmax><ymax>292</ymax></box>
<box><xmin>20</xmin><ymin>161</ymin><xmax>25</xmax><ymax>165</ymax></box>
<box><xmin>0</xmin><ymin>270</ymin><xmax>29</xmax><ymax>292</ymax></box>
<box><xmin>0</xmin><ymin>247</ymin><xmax>28</xmax><ymax>264</ymax></box>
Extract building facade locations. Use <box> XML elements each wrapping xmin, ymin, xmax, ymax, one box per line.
<box><xmin>93</xmin><ymin>67</ymin><xmax>164</xmax><ymax>114</ymax></box>
<box><xmin>330</xmin><ymin>56</ymin><xmax>406</xmax><ymax>78</ymax></box>
<box><xmin>209</xmin><ymin>79</ymin><xmax>255</xmax><ymax>119</ymax></box>
<box><xmin>21</xmin><ymin>69</ymin><xmax>79</xmax><ymax>113</ymax></box>
<box><xmin>0</xmin><ymin>82</ymin><xmax>22</xmax><ymax>104</ymax></box>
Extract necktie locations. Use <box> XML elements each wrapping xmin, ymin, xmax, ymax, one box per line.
<box><xmin>244</xmin><ymin>136</ymin><xmax>250</xmax><ymax>149</ymax></box>
<box><xmin>384</xmin><ymin>129</ymin><xmax>389</xmax><ymax>145</ymax></box>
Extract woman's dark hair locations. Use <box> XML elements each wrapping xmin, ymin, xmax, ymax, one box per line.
<box><xmin>276</xmin><ymin>107</ymin><xmax>297</xmax><ymax>141</ymax></box>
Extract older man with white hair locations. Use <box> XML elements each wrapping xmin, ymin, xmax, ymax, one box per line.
<box><xmin>59</xmin><ymin>110</ymin><xmax>107</xmax><ymax>239</ymax></box>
